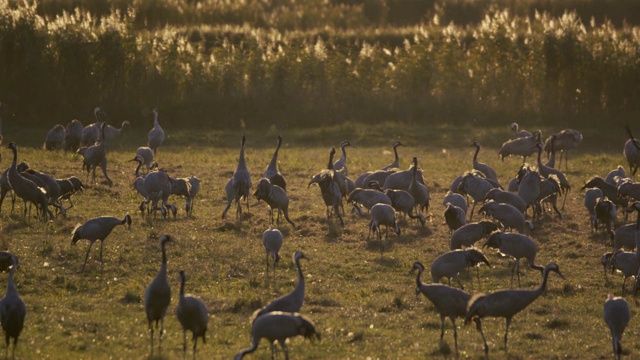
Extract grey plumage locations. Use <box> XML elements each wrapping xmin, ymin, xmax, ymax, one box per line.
<box><xmin>624</xmin><ymin>126</ymin><xmax>640</xmax><ymax>176</ymax></box>
<box><xmin>6</xmin><ymin>143</ymin><xmax>52</xmax><ymax>221</ymax></box>
<box><xmin>412</xmin><ymin>262</ymin><xmax>471</xmax><ymax>353</ymax></box>
<box><xmin>408</xmin><ymin>157</ymin><xmax>430</xmax><ymax>215</ymax></box>
<box><xmin>534</xmin><ymin>174</ymin><xmax>563</xmax><ymax>219</ymax></box>
<box><xmin>605</xmin><ymin>166</ymin><xmax>626</xmax><ymax>186</ymax></box>
<box><xmin>133</xmin><ymin>147</ymin><xmax>155</xmax><ymax>174</ymax></box>
<box><xmin>384</xmin><ymin>188</ymin><xmax>425</xmax><ymax>226</ymax></box>
<box><xmin>464</xmin><ymin>262</ymin><xmax>564</xmax><ymax>354</ymax></box>
<box><xmin>618</xmin><ymin>181</ymin><xmax>640</xmax><ymax>202</ymax></box>
<box><xmin>264</xmin><ymin>135</ymin><xmax>286</xmax><ymax>191</ymax></box>
<box><xmin>360</xmin><ymin>170</ymin><xmax>394</xmax><ymax>190</ymax></box>
<box><xmin>543</xmin><ymin>129</ymin><xmax>582</xmax><ymax>170</ymax></box>
<box><xmin>479</xmin><ymin>201</ymin><xmax>532</xmax><ymax>234</ymax></box>
<box><xmin>510</xmin><ymin>123</ymin><xmax>532</xmax><ymax>138</ymax></box>
<box><xmin>144</xmin><ymin>235</ymin><xmax>173</xmax><ymax>355</ymax></box>
<box><xmin>381</xmin><ymin>140</ymin><xmax>403</xmax><ymax>171</ymax></box>
<box><xmin>142</xmin><ymin>169</ymin><xmax>177</xmax><ymax>218</ymax></box>
<box><xmin>222</xmin><ymin>135</ymin><xmax>252</xmax><ymax>220</ymax></box>
<box><xmin>536</xmin><ymin>143</ymin><xmax>570</xmax><ymax>209</ymax></box>
<box><xmin>382</xmin><ymin>161</ymin><xmax>425</xmax><ymax>191</ymax></box>
<box><xmin>369</xmin><ymin>203</ymin><xmax>400</xmax><ymax>248</ymax></box>
<box><xmin>147</xmin><ymin>108</ymin><xmax>165</xmax><ymax>155</ymax></box>
<box><xmin>594</xmin><ymin>197</ymin><xmax>617</xmax><ymax>236</ymax></box>
<box><xmin>0</xmin><ymin>255</ymin><xmax>25</xmax><ymax>360</ymax></box>
<box><xmin>186</xmin><ymin>176</ymin><xmax>200</xmax><ymax>216</ymax></box>
<box><xmin>234</xmin><ymin>311</ymin><xmax>320</xmax><ymax>360</ymax></box>
<box><xmin>71</xmin><ymin>214</ymin><xmax>131</xmax><ymax>271</ymax></box>
<box><xmin>64</xmin><ymin>119</ymin><xmax>83</xmax><ymax>152</ymax></box>
<box><xmin>443</xmin><ymin>190</ymin><xmax>468</xmax><ymax>215</ymax></box>
<box><xmin>604</xmin><ymin>294</ymin><xmax>630</xmax><ymax>360</ymax></box>
<box><xmin>484</xmin><ymin>188</ymin><xmax>526</xmax><ymax>214</ymax></box>
<box><xmin>104</xmin><ymin>120</ymin><xmax>130</xmax><ymax>142</ymax></box>
<box><xmin>484</xmin><ymin>231</ymin><xmax>543</xmax><ymax>287</ymax></box>
<box><xmin>252</xmin><ymin>251</ymin><xmax>307</xmax><ymax>321</ymax></box>
<box><xmin>262</xmin><ymin>228</ymin><xmax>284</xmax><ymax>280</ymax></box>
<box><xmin>56</xmin><ymin>176</ymin><xmax>84</xmax><ymax>212</ymax></box>
<box><xmin>80</xmin><ymin>107</ymin><xmax>104</xmax><ymax>146</ymax></box>
<box><xmin>23</xmin><ymin>168</ymin><xmax>65</xmax><ymax>216</ymax></box>
<box><xmin>430</xmin><ymin>248</ymin><xmax>490</xmax><ymax>289</ymax></box>
<box><xmin>254</xmin><ymin>178</ymin><xmax>295</xmax><ymax>228</ymax></box>
<box><xmin>43</xmin><ymin>124</ymin><xmax>65</xmax><ymax>150</ymax></box>
<box><xmin>450</xmin><ymin>221</ymin><xmax>500</xmax><ymax>250</ymax></box>
<box><xmin>457</xmin><ymin>171</ymin><xmax>494</xmax><ymax>221</ymax></box>
<box><xmin>498</xmin><ymin>130</ymin><xmax>541</xmax><ymax>162</ymax></box>
<box><xmin>444</xmin><ymin>203</ymin><xmax>466</xmax><ymax>234</ymax></box>
<box><xmin>516</xmin><ymin>165</ymin><xmax>541</xmax><ymax>219</ymax></box>
<box><xmin>471</xmin><ymin>141</ymin><xmax>498</xmax><ymax>182</ymax></box>
<box><xmin>581</xmin><ymin>176</ymin><xmax>628</xmax><ymax>208</ymax></box>
<box><xmin>308</xmin><ymin>148</ymin><xmax>343</xmax><ymax>226</ymax></box>
<box><xmin>613</xmin><ymin>223</ymin><xmax>639</xmax><ymax>251</ymax></box>
<box><xmin>609</xmin><ymin>249</ymin><xmax>639</xmax><ymax>294</ymax></box>
<box><xmin>176</xmin><ymin>270</ymin><xmax>208</xmax><ymax>359</ymax></box>
<box><xmin>77</xmin><ymin>123</ymin><xmax>112</xmax><ymax>187</ymax></box>
<box><xmin>348</xmin><ymin>188</ymin><xmax>392</xmax><ymax>214</ymax></box>
<box><xmin>333</xmin><ymin>140</ymin><xmax>352</xmax><ymax>176</ymax></box>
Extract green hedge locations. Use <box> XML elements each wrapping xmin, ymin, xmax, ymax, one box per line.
<box><xmin>0</xmin><ymin>3</ymin><xmax>638</xmax><ymax>130</ymax></box>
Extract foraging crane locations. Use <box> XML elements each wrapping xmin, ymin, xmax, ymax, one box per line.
<box><xmin>348</xmin><ymin>187</ymin><xmax>392</xmax><ymax>215</ymax></box>
<box><xmin>56</xmin><ymin>176</ymin><xmax>84</xmax><ymax>212</ymax></box>
<box><xmin>510</xmin><ymin>123</ymin><xmax>532</xmax><ymax>138</ymax></box>
<box><xmin>443</xmin><ymin>190</ymin><xmax>468</xmax><ymax>215</ymax></box>
<box><xmin>624</xmin><ymin>126</ymin><xmax>640</xmax><ymax>176</ymax></box>
<box><xmin>516</xmin><ymin>164</ymin><xmax>541</xmax><ymax>219</ymax></box>
<box><xmin>71</xmin><ymin>214</ymin><xmax>131</xmax><ymax>271</ymax></box>
<box><xmin>384</xmin><ymin>189</ymin><xmax>425</xmax><ymax>226</ymax></box>
<box><xmin>412</xmin><ymin>262</ymin><xmax>472</xmax><ymax>353</ymax></box>
<box><xmin>450</xmin><ymin>221</ymin><xmax>500</xmax><ymax>250</ymax></box>
<box><xmin>604</xmin><ymin>294</ymin><xmax>630</xmax><ymax>360</ymax></box>
<box><xmin>584</xmin><ymin>187</ymin><xmax>604</xmax><ymax>232</ymax></box>
<box><xmin>498</xmin><ymin>131</ymin><xmax>541</xmax><ymax>163</ymax></box>
<box><xmin>264</xmin><ymin>135</ymin><xmax>286</xmax><ymax>191</ymax></box>
<box><xmin>185</xmin><ymin>176</ymin><xmax>200</xmax><ymax>216</ymax></box>
<box><xmin>444</xmin><ymin>203</ymin><xmax>466</xmax><ymax>235</ymax></box>
<box><xmin>6</xmin><ymin>143</ymin><xmax>52</xmax><ymax>221</ymax></box>
<box><xmin>142</xmin><ymin>169</ymin><xmax>177</xmax><ymax>218</ymax></box>
<box><xmin>252</xmin><ymin>251</ymin><xmax>307</xmax><ymax>321</ymax></box>
<box><xmin>80</xmin><ymin>107</ymin><xmax>104</xmax><ymax>146</ymax></box>
<box><xmin>369</xmin><ymin>203</ymin><xmax>400</xmax><ymax>253</ymax></box>
<box><xmin>544</xmin><ymin>129</ymin><xmax>582</xmax><ymax>170</ymax></box>
<box><xmin>581</xmin><ymin>176</ymin><xmax>628</xmax><ymax>208</ymax></box>
<box><xmin>262</xmin><ymin>228</ymin><xmax>283</xmax><ymax>280</ymax></box>
<box><xmin>471</xmin><ymin>141</ymin><xmax>498</xmax><ymax>182</ymax></box>
<box><xmin>430</xmin><ymin>249</ymin><xmax>490</xmax><ymax>289</ymax></box>
<box><xmin>23</xmin><ymin>168</ymin><xmax>65</xmax><ymax>216</ymax></box>
<box><xmin>147</xmin><ymin>108</ymin><xmax>165</xmax><ymax>155</ymax></box>
<box><xmin>77</xmin><ymin>123</ymin><xmax>112</xmax><ymax>187</ymax></box>
<box><xmin>483</xmin><ymin>231</ymin><xmax>543</xmax><ymax>287</ymax></box>
<box><xmin>132</xmin><ymin>147</ymin><xmax>155</xmax><ymax>174</ymax></box>
<box><xmin>457</xmin><ymin>171</ymin><xmax>494</xmax><ymax>221</ymax></box>
<box><xmin>483</xmin><ymin>188</ymin><xmax>526</xmax><ymax>214</ymax></box>
<box><xmin>333</xmin><ymin>140</ymin><xmax>352</xmax><ymax>176</ymax></box>
<box><xmin>222</xmin><ymin>135</ymin><xmax>252</xmax><ymax>220</ymax></box>
<box><xmin>464</xmin><ymin>262</ymin><xmax>564</xmax><ymax>354</ymax></box>
<box><xmin>234</xmin><ymin>311</ymin><xmax>320</xmax><ymax>360</ymax></box>
<box><xmin>254</xmin><ymin>178</ymin><xmax>295</xmax><ymax>228</ymax></box>
<box><xmin>176</xmin><ymin>271</ymin><xmax>208</xmax><ymax>359</ymax></box>
<box><xmin>594</xmin><ymin>197</ymin><xmax>616</xmax><ymax>237</ymax></box>
<box><xmin>43</xmin><ymin>124</ymin><xmax>65</xmax><ymax>150</ymax></box>
<box><xmin>64</xmin><ymin>119</ymin><xmax>83</xmax><ymax>152</ymax></box>
<box><xmin>618</xmin><ymin>181</ymin><xmax>640</xmax><ymax>202</ymax></box>
<box><xmin>381</xmin><ymin>141</ymin><xmax>403</xmax><ymax>170</ymax></box>
<box><xmin>0</xmin><ymin>254</ymin><xmax>25</xmax><ymax>360</ymax></box>
<box><xmin>144</xmin><ymin>235</ymin><xmax>173</xmax><ymax>355</ymax></box>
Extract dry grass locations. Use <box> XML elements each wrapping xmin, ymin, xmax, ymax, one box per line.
<box><xmin>0</xmin><ymin>123</ymin><xmax>638</xmax><ymax>359</ymax></box>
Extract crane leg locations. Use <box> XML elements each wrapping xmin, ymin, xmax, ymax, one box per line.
<box><xmin>504</xmin><ymin>317</ymin><xmax>512</xmax><ymax>352</ymax></box>
<box><xmin>183</xmin><ymin>329</ymin><xmax>187</xmax><ymax>356</ymax></box>
<box><xmin>82</xmin><ymin>241</ymin><xmax>95</xmax><ymax>272</ymax></box>
<box><xmin>474</xmin><ymin>318</ymin><xmax>488</xmax><ymax>354</ymax></box>
<box><xmin>439</xmin><ymin>314</ymin><xmax>445</xmax><ymax>342</ymax></box>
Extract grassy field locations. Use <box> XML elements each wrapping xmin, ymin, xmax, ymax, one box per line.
<box><xmin>0</xmin><ymin>123</ymin><xmax>638</xmax><ymax>359</ymax></box>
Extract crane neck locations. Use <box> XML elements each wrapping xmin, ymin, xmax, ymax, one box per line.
<box><xmin>533</xmin><ymin>266</ymin><xmax>553</xmax><ymax>298</ymax></box>
<box><xmin>473</xmin><ymin>144</ymin><xmax>480</xmax><ymax>162</ymax></box>
<box><xmin>135</xmin><ymin>161</ymin><xmax>142</xmax><ymax>178</ymax></box>
<box><xmin>536</xmin><ymin>145</ymin><xmax>542</xmax><ymax>166</ymax></box>
<box><xmin>414</xmin><ymin>266</ymin><xmax>423</xmax><ymax>289</ymax></box>
<box><xmin>393</xmin><ymin>144</ymin><xmax>400</xmax><ymax>162</ymax></box>
<box><xmin>179</xmin><ymin>274</ymin><xmax>186</xmax><ymax>297</ymax></box>
<box><xmin>10</xmin><ymin>145</ymin><xmax>17</xmax><ymax>169</ymax></box>
<box><xmin>327</xmin><ymin>150</ymin><xmax>335</xmax><ymax>170</ymax></box>
<box><xmin>161</xmin><ymin>242</ymin><xmax>168</xmax><ymax>264</ymax></box>
<box><xmin>6</xmin><ymin>267</ymin><xmax>17</xmax><ymax>296</ymax></box>
<box><xmin>340</xmin><ymin>145</ymin><xmax>348</xmax><ymax>160</ymax></box>
<box><xmin>238</xmin><ymin>144</ymin><xmax>247</xmax><ymax>170</ymax></box>
<box><xmin>267</xmin><ymin>141</ymin><xmax>280</xmax><ymax>170</ymax></box>
<box><xmin>295</xmin><ymin>256</ymin><xmax>305</xmax><ymax>292</ymax></box>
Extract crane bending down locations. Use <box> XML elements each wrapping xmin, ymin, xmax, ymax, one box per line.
<box><xmin>71</xmin><ymin>214</ymin><xmax>131</xmax><ymax>272</ymax></box>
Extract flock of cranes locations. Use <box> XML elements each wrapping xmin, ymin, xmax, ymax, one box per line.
<box><xmin>1</xmin><ymin>114</ymin><xmax>640</xmax><ymax>358</ymax></box>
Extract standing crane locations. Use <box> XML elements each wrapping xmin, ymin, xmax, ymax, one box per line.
<box><xmin>0</xmin><ymin>254</ymin><xmax>25</xmax><ymax>360</ymax></box>
<box><xmin>144</xmin><ymin>235</ymin><xmax>173</xmax><ymax>355</ymax></box>
<box><xmin>147</xmin><ymin>108</ymin><xmax>165</xmax><ymax>156</ymax></box>
<box><xmin>222</xmin><ymin>135</ymin><xmax>252</xmax><ymax>220</ymax></box>
<box><xmin>176</xmin><ymin>270</ymin><xmax>208</xmax><ymax>359</ymax></box>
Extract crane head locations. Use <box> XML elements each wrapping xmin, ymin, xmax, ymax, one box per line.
<box><xmin>124</xmin><ymin>214</ymin><xmax>132</xmax><ymax>229</ymax></box>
